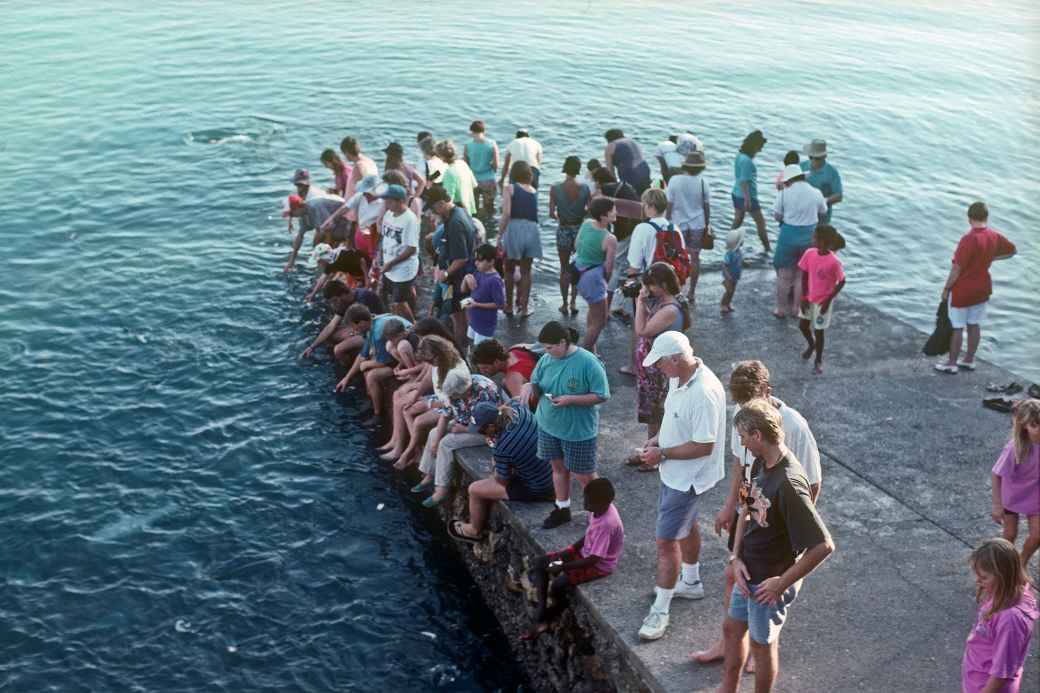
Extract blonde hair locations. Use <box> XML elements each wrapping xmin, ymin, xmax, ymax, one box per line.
<box><xmin>733</xmin><ymin>398</ymin><xmax>784</xmax><ymax>445</ymax></box>
<box><xmin>640</xmin><ymin>188</ymin><xmax>668</xmax><ymax>214</ymax></box>
<box><xmin>1011</xmin><ymin>399</ymin><xmax>1040</xmax><ymax>465</ymax></box>
<box><xmin>970</xmin><ymin>538</ymin><xmax>1032</xmax><ymax>620</ymax></box>
<box><xmin>434</xmin><ymin>139</ymin><xmax>457</xmax><ymax>164</ymax></box>
<box><xmin>418</xmin><ymin>335</ymin><xmax>462</xmax><ymax>387</ymax></box>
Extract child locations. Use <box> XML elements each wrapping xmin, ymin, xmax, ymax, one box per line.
<box><xmin>383</xmin><ymin>319</ymin><xmax>416</xmax><ymax>371</ymax></box>
<box><xmin>797</xmin><ymin>224</ymin><xmax>846</xmax><ymax>374</ymax></box>
<box><xmin>521</xmin><ymin>478</ymin><xmax>624</xmax><ymax>640</ymax></box>
<box><xmin>962</xmin><ymin>538</ymin><xmax>1038</xmax><ymax>693</ymax></box>
<box><xmin>991</xmin><ymin>399</ymin><xmax>1040</xmax><ymax>568</ymax></box>
<box><xmin>462</xmin><ymin>244</ymin><xmax>505</xmax><ymax>348</ymax></box>
<box><xmin>720</xmin><ymin>226</ymin><xmax>744</xmax><ymax>314</ymax></box>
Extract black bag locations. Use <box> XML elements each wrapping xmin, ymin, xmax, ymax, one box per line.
<box><xmin>922</xmin><ymin>299</ymin><xmax>952</xmax><ymax>356</ymax></box>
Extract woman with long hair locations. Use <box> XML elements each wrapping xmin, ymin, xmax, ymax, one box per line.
<box><xmin>730</xmin><ymin>130</ymin><xmax>770</xmax><ymax>253</ymax></box>
<box><xmin>628</xmin><ymin>262</ymin><xmax>690</xmax><ymax>471</ymax></box>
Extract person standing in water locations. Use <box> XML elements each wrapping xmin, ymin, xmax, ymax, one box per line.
<box><xmin>500</xmin><ymin>129</ymin><xmax>543</xmax><ymax>189</ymax></box>
<box><xmin>800</xmin><ymin>139</ymin><xmax>843</xmax><ymax>223</ymax></box>
<box><xmin>499</xmin><ymin>161</ymin><xmax>542</xmax><ymax>318</ymax></box>
<box><xmin>549</xmin><ymin>155</ymin><xmax>592</xmax><ymax>316</ymax></box>
<box><xmin>604</xmin><ymin>128</ymin><xmax>652</xmax><ymax>195</ymax></box>
<box><xmin>730</xmin><ymin>130</ymin><xmax>770</xmax><ymax>254</ymax></box>
<box><xmin>464</xmin><ymin>120</ymin><xmax>499</xmax><ymax>220</ymax></box>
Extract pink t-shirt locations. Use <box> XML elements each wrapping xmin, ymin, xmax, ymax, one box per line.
<box><xmin>334</xmin><ymin>164</ymin><xmax>353</xmax><ymax>196</ymax></box>
<box><xmin>962</xmin><ymin>588</ymin><xmax>1038</xmax><ymax>693</ymax></box>
<box><xmin>798</xmin><ymin>248</ymin><xmax>845</xmax><ymax>304</ymax></box>
<box><xmin>992</xmin><ymin>440</ymin><xmax>1040</xmax><ymax>516</ymax></box>
<box><xmin>580</xmin><ymin>503</ymin><xmax>624</xmax><ymax>574</ymax></box>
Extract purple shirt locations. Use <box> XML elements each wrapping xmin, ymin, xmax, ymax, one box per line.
<box><xmin>962</xmin><ymin>588</ymin><xmax>1038</xmax><ymax>693</ymax></box>
<box><xmin>467</xmin><ymin>270</ymin><xmax>504</xmax><ymax>337</ymax></box>
<box><xmin>992</xmin><ymin>440</ymin><xmax>1040</xmax><ymax>515</ymax></box>
<box><xmin>580</xmin><ymin>503</ymin><xmax>624</xmax><ymax>574</ymax></box>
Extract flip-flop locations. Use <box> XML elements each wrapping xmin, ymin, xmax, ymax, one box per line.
<box><xmin>982</xmin><ymin>398</ymin><xmax>1014</xmax><ymax>414</ymax></box>
<box><xmin>447</xmin><ymin>519</ymin><xmax>482</xmax><ymax>544</ymax></box>
<box><xmin>986</xmin><ymin>382</ymin><xmax>1022</xmax><ymax>394</ymax></box>
<box><xmin>410</xmin><ymin>480</ymin><xmax>433</xmax><ymax>494</ymax></box>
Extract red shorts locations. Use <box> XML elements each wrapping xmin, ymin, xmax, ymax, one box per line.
<box><xmin>549</xmin><ymin>545</ymin><xmax>610</xmax><ymax>586</ymax></box>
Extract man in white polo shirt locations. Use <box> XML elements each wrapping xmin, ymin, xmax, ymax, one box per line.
<box><xmin>636</xmin><ymin>331</ymin><xmax>727</xmax><ymax>641</ymax></box>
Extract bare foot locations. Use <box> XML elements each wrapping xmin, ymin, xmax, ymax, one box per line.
<box><xmin>720</xmin><ymin>305</ymin><xmax>734</xmax><ymax>314</ymax></box>
<box><xmin>392</xmin><ymin>454</ymin><xmax>416</xmax><ymax>471</ymax></box>
<box><xmin>690</xmin><ymin>641</ymin><xmax>725</xmax><ymax>664</ymax></box>
<box><xmin>814</xmin><ymin>362</ymin><xmax>824</xmax><ymax>375</ymax></box>
<box><xmin>772</xmin><ymin>310</ymin><xmax>786</xmax><ymax>319</ymax></box>
<box><xmin>379</xmin><ymin>450</ymin><xmax>402</xmax><ymax>462</ymax></box>
<box><xmin>801</xmin><ymin>345</ymin><xmax>814</xmax><ymax>360</ymax></box>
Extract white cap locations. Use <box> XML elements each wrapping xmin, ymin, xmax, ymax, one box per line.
<box><xmin>726</xmin><ymin>226</ymin><xmax>745</xmax><ymax>251</ymax></box>
<box><xmin>675</xmin><ymin>133</ymin><xmax>704</xmax><ymax>156</ymax></box>
<box><xmin>310</xmin><ymin>243</ymin><xmax>336</xmax><ymax>266</ymax></box>
<box><xmin>782</xmin><ymin>163</ymin><xmax>806</xmax><ymax>183</ymax></box>
<box><xmin>641</xmin><ymin>331</ymin><xmax>693</xmax><ymax>367</ymax></box>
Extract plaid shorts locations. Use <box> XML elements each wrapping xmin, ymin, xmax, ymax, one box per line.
<box><xmin>537</xmin><ymin>430</ymin><xmax>597</xmax><ymax>475</ymax></box>
<box><xmin>548</xmin><ymin>545</ymin><xmax>610</xmax><ymax>586</ymax></box>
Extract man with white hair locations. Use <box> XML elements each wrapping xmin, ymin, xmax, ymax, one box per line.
<box><xmin>636</xmin><ymin>331</ymin><xmax>727</xmax><ymax>641</ymax></box>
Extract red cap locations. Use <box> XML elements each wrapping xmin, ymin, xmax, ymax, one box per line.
<box><xmin>288</xmin><ymin>194</ymin><xmax>305</xmax><ymax>211</ymax></box>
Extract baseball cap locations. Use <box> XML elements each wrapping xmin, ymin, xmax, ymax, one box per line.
<box><xmin>377</xmin><ymin>184</ymin><xmax>407</xmax><ymax>201</ymax></box>
<box><xmin>292</xmin><ymin>169</ymin><xmax>311</xmax><ymax>185</ymax></box>
<box><xmin>468</xmin><ymin>401</ymin><xmax>500</xmax><ymax>433</ymax></box>
<box><xmin>641</xmin><ymin>331</ymin><xmax>693</xmax><ymax>367</ymax></box>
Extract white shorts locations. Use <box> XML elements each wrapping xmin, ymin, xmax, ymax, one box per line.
<box><xmin>799</xmin><ymin>301</ymin><xmax>834</xmax><ymax>330</ymax></box>
<box><xmin>948</xmin><ymin>299</ymin><xmax>987</xmax><ymax>329</ymax></box>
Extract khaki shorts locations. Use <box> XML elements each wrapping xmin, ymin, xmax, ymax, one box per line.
<box><xmin>799</xmin><ymin>301</ymin><xmax>834</xmax><ymax>330</ymax></box>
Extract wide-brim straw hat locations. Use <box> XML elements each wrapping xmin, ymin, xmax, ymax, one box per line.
<box><xmin>682</xmin><ymin>151</ymin><xmax>707</xmax><ymax>170</ymax></box>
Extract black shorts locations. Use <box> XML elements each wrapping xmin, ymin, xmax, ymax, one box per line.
<box><xmin>506</xmin><ymin>478</ymin><xmax>556</xmax><ymax>503</ymax></box>
<box><xmin>385</xmin><ymin>278</ymin><xmax>414</xmax><ymax>303</ymax></box>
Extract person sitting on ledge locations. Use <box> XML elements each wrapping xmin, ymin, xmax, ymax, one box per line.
<box><xmin>299</xmin><ymin>280</ymin><xmax>384</xmax><ymax>365</ymax></box>
<box><xmin>333</xmin><ymin>304</ymin><xmax>411</xmax><ymax>428</ymax></box>
<box><xmin>470</xmin><ymin>338</ymin><xmax>543</xmax><ymax>402</ymax></box>
<box><xmin>521</xmin><ymin>478</ymin><xmax>624</xmax><ymax>641</ymax></box>
<box><xmin>447</xmin><ymin>400</ymin><xmax>554</xmax><ymax>543</ymax></box>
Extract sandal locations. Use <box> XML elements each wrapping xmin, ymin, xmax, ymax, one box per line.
<box><xmin>447</xmin><ymin>519</ymin><xmax>482</xmax><ymax>544</ymax></box>
<box><xmin>983</xmin><ymin>397</ymin><xmax>1014</xmax><ymax>414</ymax></box>
<box><xmin>410</xmin><ymin>479</ymin><xmax>433</xmax><ymax>494</ymax></box>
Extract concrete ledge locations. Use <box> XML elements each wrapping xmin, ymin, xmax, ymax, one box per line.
<box><xmin>432</xmin><ymin>266</ymin><xmax>1036</xmax><ymax>693</ymax></box>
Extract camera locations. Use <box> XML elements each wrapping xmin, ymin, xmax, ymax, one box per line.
<box><xmin>621</xmin><ymin>276</ymin><xmax>642</xmax><ymax>299</ymax></box>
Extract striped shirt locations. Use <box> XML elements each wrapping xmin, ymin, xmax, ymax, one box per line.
<box><xmin>493</xmin><ymin>403</ymin><xmax>553</xmax><ymax>493</ymax></box>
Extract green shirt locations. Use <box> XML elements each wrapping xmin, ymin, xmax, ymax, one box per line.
<box><xmin>574</xmin><ymin>220</ymin><xmax>608</xmax><ymax>267</ymax></box>
<box><xmin>531</xmin><ymin>346</ymin><xmax>610</xmax><ymax>441</ymax></box>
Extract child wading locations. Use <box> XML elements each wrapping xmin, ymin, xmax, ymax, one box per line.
<box><xmin>991</xmin><ymin>399</ymin><xmax>1040</xmax><ymax>568</ymax></box>
<box><xmin>797</xmin><ymin>224</ymin><xmax>846</xmax><ymax>374</ymax></box>
<box><xmin>962</xmin><ymin>539</ymin><xmax>1038</xmax><ymax>693</ymax></box>
<box><xmin>522</xmin><ymin>478</ymin><xmax>624</xmax><ymax>640</ymax></box>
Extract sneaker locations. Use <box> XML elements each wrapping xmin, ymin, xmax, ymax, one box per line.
<box><xmin>542</xmin><ymin>507</ymin><xmax>572</xmax><ymax>529</ymax></box>
<box><xmin>934</xmin><ymin>363</ymin><xmax>958</xmax><ymax>374</ymax></box>
<box><xmin>957</xmin><ymin>360</ymin><xmax>977</xmax><ymax>371</ymax></box>
<box><xmin>674</xmin><ymin>579</ymin><xmax>705</xmax><ymax>600</ymax></box>
<box><xmin>638</xmin><ymin>609</ymin><xmax>669</xmax><ymax>641</ymax></box>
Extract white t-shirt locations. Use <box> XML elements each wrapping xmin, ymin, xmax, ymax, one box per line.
<box><xmin>666</xmin><ymin>173</ymin><xmax>710</xmax><ymax>230</ymax></box>
<box><xmin>774</xmin><ymin>180</ymin><xmax>827</xmax><ymax>226</ymax></box>
<box><xmin>424</xmin><ymin>155</ymin><xmax>447</xmax><ymax>184</ymax></box>
<box><xmin>658</xmin><ymin>361</ymin><xmax>728</xmax><ymax>493</ymax></box>
<box><xmin>730</xmin><ymin>398</ymin><xmax>822</xmax><ymax>486</ymax></box>
<box><xmin>380</xmin><ymin>208</ymin><xmax>420</xmax><ymax>282</ymax></box>
<box><xmin>654</xmin><ymin>141</ymin><xmax>684</xmax><ymax>170</ymax></box>
<box><xmin>628</xmin><ymin>215</ymin><xmax>683</xmax><ymax>274</ymax></box>
<box><xmin>356</xmin><ymin>196</ymin><xmax>386</xmax><ymax>230</ymax></box>
<box><xmin>507</xmin><ymin>137</ymin><xmax>543</xmax><ymax>168</ymax></box>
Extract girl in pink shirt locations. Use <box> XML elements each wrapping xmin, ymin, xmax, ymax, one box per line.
<box><xmin>991</xmin><ymin>399</ymin><xmax>1040</xmax><ymax>568</ymax></box>
<box><xmin>962</xmin><ymin>538</ymin><xmax>1038</xmax><ymax>693</ymax></box>
<box><xmin>797</xmin><ymin>224</ymin><xmax>846</xmax><ymax>374</ymax></box>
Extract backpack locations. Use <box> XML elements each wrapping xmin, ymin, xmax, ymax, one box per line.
<box><xmin>647</xmin><ymin>220</ymin><xmax>692</xmax><ymax>284</ymax></box>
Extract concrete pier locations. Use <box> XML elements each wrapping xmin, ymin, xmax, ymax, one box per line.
<box><xmin>438</xmin><ymin>265</ymin><xmax>1037</xmax><ymax>692</ymax></box>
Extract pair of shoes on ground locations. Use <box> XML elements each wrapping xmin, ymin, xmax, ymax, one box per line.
<box><xmin>638</xmin><ymin>581</ymin><xmax>706</xmax><ymax>640</ymax></box>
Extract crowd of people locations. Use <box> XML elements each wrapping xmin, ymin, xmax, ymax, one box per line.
<box><xmin>283</xmin><ymin>125</ymin><xmax>1035</xmax><ymax>692</ymax></box>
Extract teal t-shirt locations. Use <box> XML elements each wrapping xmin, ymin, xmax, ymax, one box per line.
<box><xmin>361</xmin><ymin>314</ymin><xmax>412</xmax><ymax>363</ymax></box>
<box><xmin>731</xmin><ymin>152</ymin><xmax>758</xmax><ymax>202</ymax></box>
<box><xmin>467</xmin><ymin>140</ymin><xmax>497</xmax><ymax>183</ymax></box>
<box><xmin>800</xmin><ymin>161</ymin><xmax>842</xmax><ymax>222</ymax></box>
<box><xmin>531</xmin><ymin>346</ymin><xmax>610</xmax><ymax>441</ymax></box>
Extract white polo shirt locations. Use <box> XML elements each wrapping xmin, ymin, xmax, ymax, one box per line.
<box><xmin>773</xmin><ymin>180</ymin><xmax>827</xmax><ymax>226</ymax></box>
<box><xmin>658</xmin><ymin>360</ymin><xmax>727</xmax><ymax>494</ymax></box>
<box><xmin>507</xmin><ymin>137</ymin><xmax>542</xmax><ymax>167</ymax></box>
<box><xmin>730</xmin><ymin>398</ymin><xmax>822</xmax><ymax>486</ymax></box>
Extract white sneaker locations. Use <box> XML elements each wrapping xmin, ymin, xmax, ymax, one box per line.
<box><xmin>674</xmin><ymin>579</ymin><xmax>705</xmax><ymax>600</ymax></box>
<box><xmin>638</xmin><ymin>609</ymin><xmax>669</xmax><ymax>640</ymax></box>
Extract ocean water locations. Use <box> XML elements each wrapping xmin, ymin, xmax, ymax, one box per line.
<box><xmin>1</xmin><ymin>1</ymin><xmax>1037</xmax><ymax>690</ymax></box>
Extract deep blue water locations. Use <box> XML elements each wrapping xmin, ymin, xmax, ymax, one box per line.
<box><xmin>1</xmin><ymin>1</ymin><xmax>1037</xmax><ymax>691</ymax></box>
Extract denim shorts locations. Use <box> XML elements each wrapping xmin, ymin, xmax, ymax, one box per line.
<box><xmin>576</xmin><ymin>264</ymin><xmax>608</xmax><ymax>304</ymax></box>
<box><xmin>728</xmin><ymin>580</ymin><xmax>801</xmax><ymax>645</ymax></box>
<box><xmin>503</xmin><ymin>219</ymin><xmax>543</xmax><ymax>260</ymax></box>
<box><xmin>537</xmin><ymin>429</ymin><xmax>597</xmax><ymax>474</ymax></box>
<box><xmin>731</xmin><ymin>193</ymin><xmax>761</xmax><ymax>213</ymax></box>
<box><xmin>655</xmin><ymin>482</ymin><xmax>700</xmax><ymax>540</ymax></box>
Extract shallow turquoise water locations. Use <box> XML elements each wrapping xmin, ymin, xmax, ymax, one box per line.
<box><xmin>1</xmin><ymin>1</ymin><xmax>1037</xmax><ymax>690</ymax></box>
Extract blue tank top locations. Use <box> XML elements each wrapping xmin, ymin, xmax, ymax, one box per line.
<box><xmin>511</xmin><ymin>185</ymin><xmax>538</xmax><ymax>222</ymax></box>
<box><xmin>467</xmin><ymin>140</ymin><xmax>496</xmax><ymax>183</ymax></box>
<box><xmin>552</xmin><ymin>181</ymin><xmax>590</xmax><ymax>226</ymax></box>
